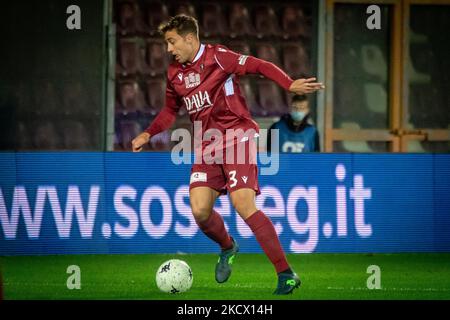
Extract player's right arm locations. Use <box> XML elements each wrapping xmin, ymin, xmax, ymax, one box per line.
<box><xmin>131</xmin><ymin>78</ymin><xmax>180</xmax><ymax>152</ymax></box>
<box><xmin>131</xmin><ymin>132</ymin><xmax>151</xmax><ymax>152</ymax></box>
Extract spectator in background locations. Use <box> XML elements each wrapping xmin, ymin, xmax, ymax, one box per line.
<box><xmin>267</xmin><ymin>94</ymin><xmax>320</xmax><ymax>153</ymax></box>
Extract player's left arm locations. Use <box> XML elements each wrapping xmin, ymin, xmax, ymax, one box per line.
<box><xmin>214</xmin><ymin>46</ymin><xmax>325</xmax><ymax>94</ymax></box>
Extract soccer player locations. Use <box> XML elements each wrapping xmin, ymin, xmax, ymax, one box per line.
<box><xmin>132</xmin><ymin>15</ymin><xmax>324</xmax><ymax>294</ymax></box>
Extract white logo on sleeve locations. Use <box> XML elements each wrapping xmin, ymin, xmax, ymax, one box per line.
<box><xmin>190</xmin><ymin>172</ymin><xmax>207</xmax><ymax>184</ymax></box>
<box><xmin>242</xmin><ymin>176</ymin><xmax>248</xmax><ymax>184</ymax></box>
<box><xmin>178</xmin><ymin>73</ymin><xmax>183</xmax><ymax>81</ymax></box>
<box><xmin>218</xmin><ymin>48</ymin><xmax>227</xmax><ymax>52</ymax></box>
<box><xmin>238</xmin><ymin>55</ymin><xmax>248</xmax><ymax>65</ymax></box>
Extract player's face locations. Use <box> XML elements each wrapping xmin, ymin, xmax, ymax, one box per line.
<box><xmin>164</xmin><ymin>29</ymin><xmax>195</xmax><ymax>64</ymax></box>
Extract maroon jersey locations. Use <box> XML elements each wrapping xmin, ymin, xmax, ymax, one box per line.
<box><xmin>145</xmin><ymin>43</ymin><xmax>294</xmax><ymax>148</ymax></box>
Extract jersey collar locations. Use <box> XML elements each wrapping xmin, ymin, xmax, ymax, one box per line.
<box><xmin>184</xmin><ymin>44</ymin><xmax>205</xmax><ymax>67</ymax></box>
<box><xmin>193</xmin><ymin>44</ymin><xmax>205</xmax><ymax>63</ymax></box>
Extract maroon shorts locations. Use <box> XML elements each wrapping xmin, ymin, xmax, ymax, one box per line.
<box><xmin>189</xmin><ymin>162</ymin><xmax>260</xmax><ymax>196</ymax></box>
<box><xmin>189</xmin><ymin>133</ymin><xmax>260</xmax><ymax>195</ymax></box>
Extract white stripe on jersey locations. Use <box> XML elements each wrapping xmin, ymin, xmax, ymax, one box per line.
<box><xmin>224</xmin><ymin>76</ymin><xmax>234</xmax><ymax>96</ymax></box>
<box><xmin>238</xmin><ymin>55</ymin><xmax>248</xmax><ymax>65</ymax></box>
<box><xmin>214</xmin><ymin>54</ymin><xmax>225</xmax><ymax>70</ymax></box>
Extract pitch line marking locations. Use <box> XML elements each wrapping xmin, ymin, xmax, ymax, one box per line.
<box><xmin>327</xmin><ymin>286</ymin><xmax>450</xmax><ymax>292</ymax></box>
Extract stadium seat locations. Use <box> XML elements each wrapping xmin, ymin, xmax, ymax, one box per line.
<box><xmin>408</xmin><ymin>86</ymin><xmax>427</xmax><ymax>127</ymax></box>
<box><xmin>333</xmin><ymin>77</ymin><xmax>367</xmax><ymax>127</ymax></box>
<box><xmin>334</xmin><ymin>45</ymin><xmax>361</xmax><ymax>82</ymax></box>
<box><xmin>227</xmin><ymin>40</ymin><xmax>251</xmax><ymax>56</ymax></box>
<box><xmin>117</xmin><ymin>115</ymin><xmax>172</xmax><ymax>151</ymax></box>
<box><xmin>34</xmin><ymin>82</ymin><xmax>60</xmax><ymax>115</ymax></box>
<box><xmin>204</xmin><ymin>38</ymin><xmax>222</xmax><ymax>46</ymax></box>
<box><xmin>255</xmin><ymin>43</ymin><xmax>281</xmax><ymax>66</ymax></box>
<box><xmin>117</xmin><ymin>39</ymin><xmax>150</xmax><ymax>76</ymax></box>
<box><xmin>16</xmin><ymin>121</ymin><xmax>33</xmax><ymax>150</ymax></box>
<box><xmin>61</xmin><ymin>82</ymin><xmax>92</xmax><ymax>115</ymax></box>
<box><xmin>33</xmin><ymin>122</ymin><xmax>60</xmax><ymax>150</ymax></box>
<box><xmin>407</xmin><ymin>141</ymin><xmax>427</xmax><ymax>153</ymax></box>
<box><xmin>146</xmin><ymin>40</ymin><xmax>169</xmax><ymax>76</ymax></box>
<box><xmin>113</xmin><ymin>130</ymin><xmax>123</xmax><ymax>151</ymax></box>
<box><xmin>145</xmin><ymin>78</ymin><xmax>166</xmax><ymax>115</ymax></box>
<box><xmin>409</xmin><ymin>9</ymin><xmax>434</xmax><ymax>37</ymax></box>
<box><xmin>174</xmin><ymin>2</ymin><xmax>197</xmax><ymax>18</ymax></box>
<box><xmin>282</xmin><ymin>42</ymin><xmax>311</xmax><ymax>78</ymax></box>
<box><xmin>229</xmin><ymin>3</ymin><xmax>255</xmax><ymax>38</ymax></box>
<box><xmin>410</xmin><ymin>84</ymin><xmax>445</xmax><ymax>128</ymax></box>
<box><xmin>254</xmin><ymin>5</ymin><xmax>281</xmax><ymax>38</ymax></box>
<box><xmin>410</xmin><ymin>43</ymin><xmax>435</xmax><ymax>75</ymax></box>
<box><xmin>339</xmin><ymin>122</ymin><xmax>375</xmax><ymax>152</ymax></box>
<box><xmin>408</xmin><ymin>50</ymin><xmax>432</xmax><ymax>85</ymax></box>
<box><xmin>61</xmin><ymin>120</ymin><xmax>92</xmax><ymax>150</ymax></box>
<box><xmin>361</xmin><ymin>44</ymin><xmax>388</xmax><ymax>82</ymax></box>
<box><xmin>149</xmin><ymin>130</ymin><xmax>172</xmax><ymax>151</ymax></box>
<box><xmin>118</xmin><ymin>119</ymin><xmax>142</xmax><ymax>150</ymax></box>
<box><xmin>145</xmin><ymin>1</ymin><xmax>169</xmax><ymax>36</ymax></box>
<box><xmin>117</xmin><ymin>81</ymin><xmax>147</xmax><ymax>114</ymax></box>
<box><xmin>238</xmin><ymin>78</ymin><xmax>259</xmax><ymax>116</ymax></box>
<box><xmin>281</xmin><ymin>5</ymin><xmax>311</xmax><ymax>39</ymax></box>
<box><xmin>116</xmin><ymin>1</ymin><xmax>147</xmax><ymax>36</ymax></box>
<box><xmin>363</xmin><ymin>83</ymin><xmax>388</xmax><ymax>114</ymax></box>
<box><xmin>201</xmin><ymin>3</ymin><xmax>227</xmax><ymax>38</ymax></box>
<box><xmin>409</xmin><ymin>29</ymin><xmax>428</xmax><ymax>44</ymax></box>
<box><xmin>256</xmin><ymin>79</ymin><xmax>287</xmax><ymax>116</ymax></box>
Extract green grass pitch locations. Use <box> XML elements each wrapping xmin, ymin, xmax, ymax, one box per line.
<box><xmin>1</xmin><ymin>253</ymin><xmax>450</xmax><ymax>300</ymax></box>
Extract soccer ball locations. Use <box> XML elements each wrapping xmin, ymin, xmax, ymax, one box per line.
<box><xmin>155</xmin><ymin>259</ymin><xmax>193</xmax><ymax>293</ymax></box>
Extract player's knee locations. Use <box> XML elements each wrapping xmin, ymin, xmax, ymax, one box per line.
<box><xmin>191</xmin><ymin>203</ymin><xmax>212</xmax><ymax>222</ymax></box>
<box><xmin>232</xmin><ymin>196</ymin><xmax>256</xmax><ymax>217</ymax></box>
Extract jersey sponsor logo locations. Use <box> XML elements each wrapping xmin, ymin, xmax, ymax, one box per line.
<box><xmin>242</xmin><ymin>176</ymin><xmax>248</xmax><ymax>184</ymax></box>
<box><xmin>184</xmin><ymin>72</ymin><xmax>201</xmax><ymax>89</ymax></box>
<box><xmin>183</xmin><ymin>90</ymin><xmax>213</xmax><ymax>114</ymax></box>
<box><xmin>178</xmin><ymin>73</ymin><xmax>183</xmax><ymax>82</ymax></box>
<box><xmin>238</xmin><ymin>55</ymin><xmax>248</xmax><ymax>65</ymax></box>
<box><xmin>190</xmin><ymin>172</ymin><xmax>207</xmax><ymax>184</ymax></box>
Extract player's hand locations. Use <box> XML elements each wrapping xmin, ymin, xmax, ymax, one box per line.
<box><xmin>289</xmin><ymin>78</ymin><xmax>325</xmax><ymax>94</ymax></box>
<box><xmin>132</xmin><ymin>132</ymin><xmax>150</xmax><ymax>152</ymax></box>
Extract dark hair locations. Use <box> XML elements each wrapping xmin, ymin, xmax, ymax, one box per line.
<box><xmin>158</xmin><ymin>14</ymin><xmax>199</xmax><ymax>38</ymax></box>
<box><xmin>292</xmin><ymin>94</ymin><xmax>308</xmax><ymax>103</ymax></box>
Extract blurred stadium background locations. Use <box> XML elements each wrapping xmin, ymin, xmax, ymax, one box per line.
<box><xmin>0</xmin><ymin>0</ymin><xmax>450</xmax><ymax>300</ymax></box>
<box><xmin>1</xmin><ymin>0</ymin><xmax>449</xmax><ymax>152</ymax></box>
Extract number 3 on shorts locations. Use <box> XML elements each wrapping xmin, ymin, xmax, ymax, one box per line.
<box><xmin>229</xmin><ymin>170</ymin><xmax>237</xmax><ymax>188</ymax></box>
